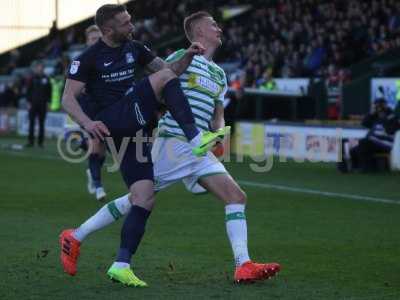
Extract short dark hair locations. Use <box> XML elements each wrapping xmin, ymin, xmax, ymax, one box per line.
<box><xmin>184</xmin><ymin>11</ymin><xmax>212</xmax><ymax>41</ymax></box>
<box><xmin>95</xmin><ymin>4</ymin><xmax>127</xmax><ymax>30</ymax></box>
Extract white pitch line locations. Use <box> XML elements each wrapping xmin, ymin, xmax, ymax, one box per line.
<box><xmin>238</xmin><ymin>180</ymin><xmax>399</xmax><ymax>205</ymax></box>
<box><xmin>2</xmin><ymin>148</ymin><xmax>398</xmax><ymax>205</ymax></box>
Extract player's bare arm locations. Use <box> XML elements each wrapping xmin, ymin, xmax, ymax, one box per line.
<box><xmin>62</xmin><ymin>79</ymin><xmax>89</xmax><ymax>125</ymax></box>
<box><xmin>62</xmin><ymin>79</ymin><xmax>110</xmax><ymax>139</ymax></box>
<box><xmin>210</xmin><ymin>102</ymin><xmax>225</xmax><ymax>131</ymax></box>
<box><xmin>168</xmin><ymin>42</ymin><xmax>205</xmax><ymax>75</ymax></box>
<box><xmin>144</xmin><ymin>57</ymin><xmax>167</xmax><ymax>74</ymax></box>
<box><xmin>145</xmin><ymin>42</ymin><xmax>205</xmax><ymax>75</ymax></box>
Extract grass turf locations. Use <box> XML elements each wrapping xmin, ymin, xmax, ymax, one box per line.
<box><xmin>0</xmin><ymin>137</ymin><xmax>399</xmax><ymax>299</ymax></box>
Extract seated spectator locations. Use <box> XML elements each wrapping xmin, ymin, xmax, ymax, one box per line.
<box><xmin>339</xmin><ymin>98</ymin><xmax>400</xmax><ymax>173</ymax></box>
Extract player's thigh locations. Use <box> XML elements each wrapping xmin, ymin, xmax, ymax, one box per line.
<box><xmin>147</xmin><ymin>68</ymin><xmax>176</xmax><ymax>99</ymax></box>
<box><xmin>199</xmin><ymin>174</ymin><xmax>247</xmax><ymax>204</ymax></box>
<box><xmin>182</xmin><ymin>178</ymin><xmax>207</xmax><ymax>194</ymax></box>
<box><xmin>129</xmin><ymin>179</ymin><xmax>155</xmax><ymax>211</ymax></box>
<box><xmin>152</xmin><ymin>137</ymin><xmax>196</xmax><ymax>191</ymax></box>
<box><xmin>115</xmin><ymin>135</ymin><xmax>154</xmax><ymax>193</ymax></box>
<box><xmin>129</xmin><ymin>77</ymin><xmax>160</xmax><ymax>126</ymax></box>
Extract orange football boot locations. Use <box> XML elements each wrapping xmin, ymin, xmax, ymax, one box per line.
<box><xmin>59</xmin><ymin>229</ymin><xmax>81</xmax><ymax>276</ymax></box>
<box><xmin>234</xmin><ymin>261</ymin><xmax>281</xmax><ymax>283</ymax></box>
<box><xmin>253</xmin><ymin>262</ymin><xmax>281</xmax><ymax>280</ymax></box>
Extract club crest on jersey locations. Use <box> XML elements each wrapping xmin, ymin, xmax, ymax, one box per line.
<box><xmin>126</xmin><ymin>52</ymin><xmax>134</xmax><ymax>64</ymax></box>
<box><xmin>69</xmin><ymin>61</ymin><xmax>80</xmax><ymax>75</ymax></box>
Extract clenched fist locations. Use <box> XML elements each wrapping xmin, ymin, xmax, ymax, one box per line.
<box><xmin>187</xmin><ymin>42</ymin><xmax>206</xmax><ymax>56</ymax></box>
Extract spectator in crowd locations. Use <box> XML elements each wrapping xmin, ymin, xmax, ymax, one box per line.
<box><xmin>49</xmin><ymin>72</ymin><xmax>64</xmax><ymax>112</ymax></box>
<box><xmin>325</xmin><ymin>64</ymin><xmax>345</xmax><ymax>120</ymax></box>
<box><xmin>217</xmin><ymin>0</ymin><xmax>400</xmax><ymax>86</ymax></box>
<box><xmin>2</xmin><ymin>0</ymin><xmax>400</xmax><ymax>92</ymax></box>
<box><xmin>6</xmin><ymin>82</ymin><xmax>19</xmax><ymax>108</ymax></box>
<box><xmin>43</xmin><ymin>21</ymin><xmax>63</xmax><ymax>59</ymax></box>
<box><xmin>257</xmin><ymin>70</ymin><xmax>277</xmax><ymax>91</ymax></box>
<box><xmin>26</xmin><ymin>62</ymin><xmax>51</xmax><ymax>148</ymax></box>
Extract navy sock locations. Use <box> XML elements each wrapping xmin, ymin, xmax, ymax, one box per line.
<box><xmin>88</xmin><ymin>154</ymin><xmax>105</xmax><ymax>188</ymax></box>
<box><xmin>116</xmin><ymin>205</ymin><xmax>151</xmax><ymax>264</ymax></box>
<box><xmin>162</xmin><ymin>78</ymin><xmax>199</xmax><ymax>141</ymax></box>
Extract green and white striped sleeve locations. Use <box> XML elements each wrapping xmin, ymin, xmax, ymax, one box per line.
<box><xmin>165</xmin><ymin>49</ymin><xmax>186</xmax><ymax>63</ymax></box>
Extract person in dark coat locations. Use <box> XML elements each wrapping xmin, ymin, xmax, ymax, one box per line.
<box><xmin>26</xmin><ymin>62</ymin><xmax>51</xmax><ymax>147</ymax></box>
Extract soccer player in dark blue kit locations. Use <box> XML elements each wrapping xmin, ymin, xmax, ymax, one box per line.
<box><xmin>59</xmin><ymin>4</ymin><xmax>228</xmax><ymax>286</ymax></box>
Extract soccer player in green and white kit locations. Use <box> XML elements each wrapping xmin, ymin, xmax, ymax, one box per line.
<box><xmin>60</xmin><ymin>11</ymin><xmax>280</xmax><ymax>284</ymax></box>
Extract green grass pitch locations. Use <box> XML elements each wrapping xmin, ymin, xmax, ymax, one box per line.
<box><xmin>0</xmin><ymin>137</ymin><xmax>399</xmax><ymax>299</ymax></box>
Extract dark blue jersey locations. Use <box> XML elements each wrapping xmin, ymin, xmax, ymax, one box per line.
<box><xmin>67</xmin><ymin>39</ymin><xmax>155</xmax><ymax>111</ymax></box>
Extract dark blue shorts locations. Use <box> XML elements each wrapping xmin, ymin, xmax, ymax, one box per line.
<box><xmin>111</xmin><ymin>134</ymin><xmax>154</xmax><ymax>187</ymax></box>
<box><xmin>95</xmin><ymin>77</ymin><xmax>158</xmax><ymax>187</ymax></box>
<box><xmin>96</xmin><ymin>77</ymin><xmax>158</xmax><ymax>136</ymax></box>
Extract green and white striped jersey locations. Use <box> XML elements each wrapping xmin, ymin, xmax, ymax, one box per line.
<box><xmin>158</xmin><ymin>49</ymin><xmax>227</xmax><ymax>139</ymax></box>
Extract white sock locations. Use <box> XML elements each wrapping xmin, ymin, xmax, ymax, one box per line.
<box><xmin>112</xmin><ymin>262</ymin><xmax>130</xmax><ymax>269</ymax></box>
<box><xmin>73</xmin><ymin>194</ymin><xmax>132</xmax><ymax>242</ymax></box>
<box><xmin>189</xmin><ymin>132</ymin><xmax>202</xmax><ymax>147</ymax></box>
<box><xmin>225</xmin><ymin>204</ymin><xmax>250</xmax><ymax>267</ymax></box>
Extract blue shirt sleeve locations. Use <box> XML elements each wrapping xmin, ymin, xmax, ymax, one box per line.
<box><xmin>132</xmin><ymin>41</ymin><xmax>156</xmax><ymax>67</ymax></box>
<box><xmin>67</xmin><ymin>50</ymin><xmax>93</xmax><ymax>83</ymax></box>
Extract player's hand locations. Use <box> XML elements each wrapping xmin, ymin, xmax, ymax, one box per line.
<box><xmin>187</xmin><ymin>42</ymin><xmax>206</xmax><ymax>56</ymax></box>
<box><xmin>83</xmin><ymin>120</ymin><xmax>110</xmax><ymax>140</ymax></box>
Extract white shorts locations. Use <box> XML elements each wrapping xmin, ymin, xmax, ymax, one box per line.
<box><xmin>151</xmin><ymin>137</ymin><xmax>227</xmax><ymax>194</ymax></box>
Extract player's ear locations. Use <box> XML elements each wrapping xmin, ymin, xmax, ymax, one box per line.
<box><xmin>102</xmin><ymin>19</ymin><xmax>116</xmax><ymax>35</ymax></box>
<box><xmin>193</xmin><ymin>23</ymin><xmax>203</xmax><ymax>38</ymax></box>
<box><xmin>102</xmin><ymin>25</ymin><xmax>113</xmax><ymax>36</ymax></box>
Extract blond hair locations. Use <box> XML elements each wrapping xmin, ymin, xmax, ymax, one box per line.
<box><xmin>85</xmin><ymin>25</ymin><xmax>101</xmax><ymax>38</ymax></box>
<box><xmin>183</xmin><ymin>11</ymin><xmax>212</xmax><ymax>41</ymax></box>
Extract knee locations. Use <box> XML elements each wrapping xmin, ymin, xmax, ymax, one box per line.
<box><xmin>90</xmin><ymin>139</ymin><xmax>103</xmax><ymax>155</ymax></box>
<box><xmin>129</xmin><ymin>190</ymin><xmax>154</xmax><ymax>204</ymax></box>
<box><xmin>129</xmin><ymin>189</ymin><xmax>155</xmax><ymax>210</ymax></box>
<box><xmin>238</xmin><ymin>189</ymin><xmax>247</xmax><ymax>204</ymax></box>
<box><xmin>228</xmin><ymin>188</ymin><xmax>247</xmax><ymax>205</ymax></box>
<box><xmin>98</xmin><ymin>142</ymin><xmax>106</xmax><ymax>156</ymax></box>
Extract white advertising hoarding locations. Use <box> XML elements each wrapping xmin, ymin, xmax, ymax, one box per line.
<box><xmin>264</xmin><ymin>124</ymin><xmax>366</xmax><ymax>162</ymax></box>
<box><xmin>234</xmin><ymin>122</ymin><xmax>367</xmax><ymax>162</ymax></box>
<box><xmin>274</xmin><ymin>78</ymin><xmax>310</xmax><ymax>94</ymax></box>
